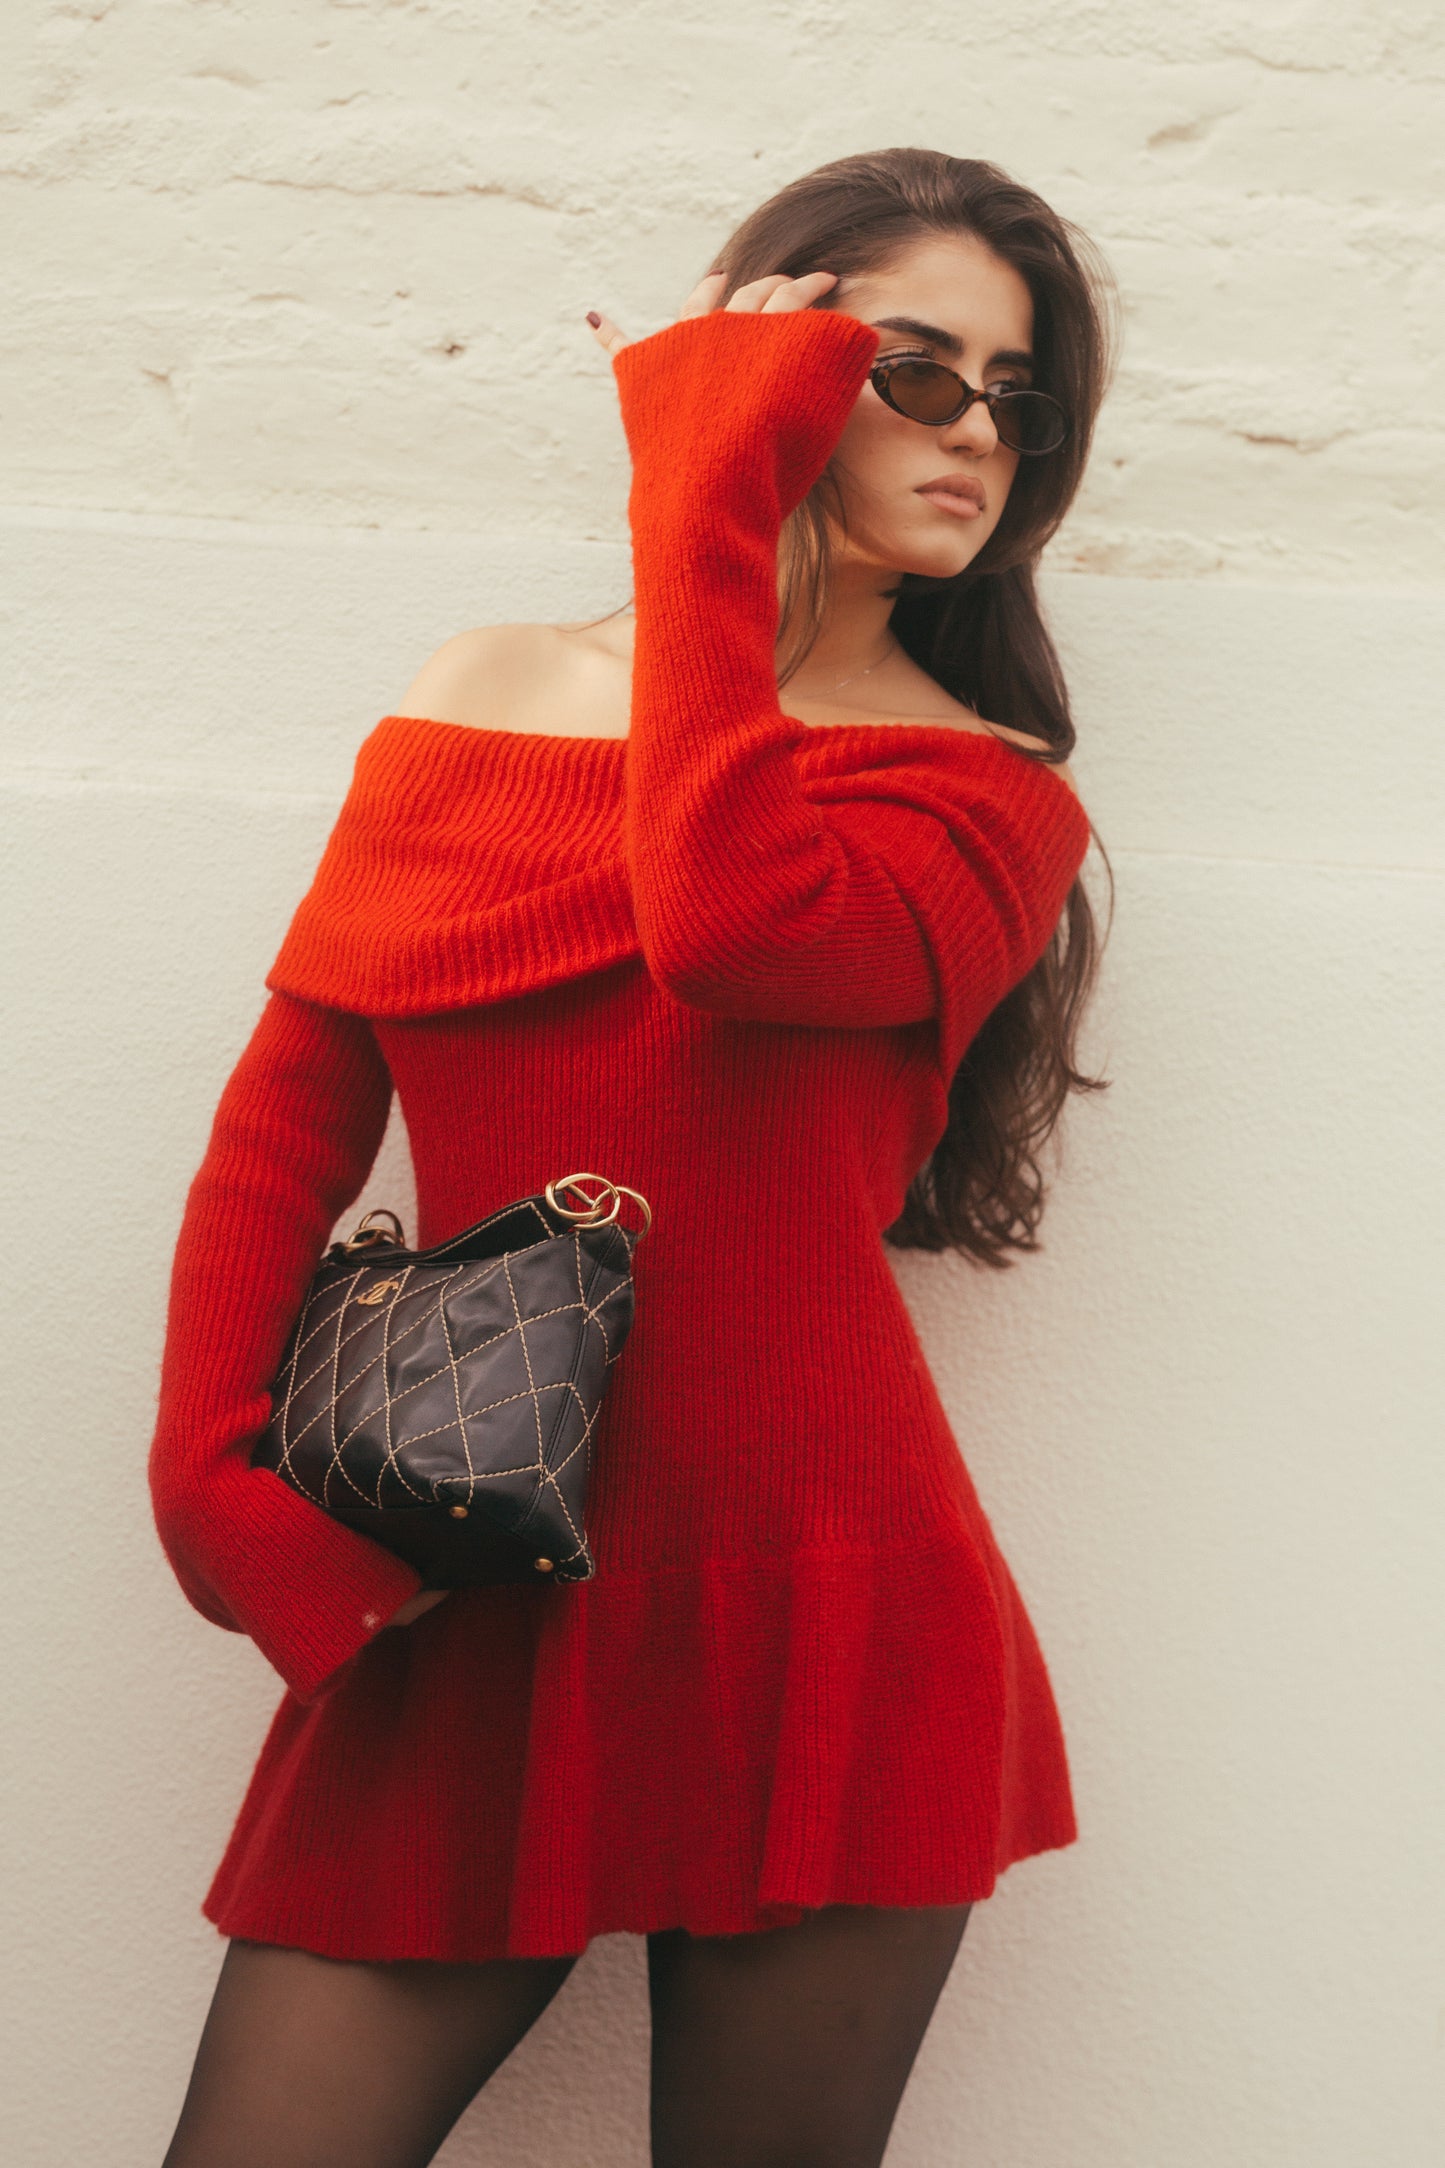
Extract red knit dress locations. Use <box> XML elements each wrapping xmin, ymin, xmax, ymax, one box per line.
<box><xmin>149</xmin><ymin>306</ymin><xmax>1092</xmax><ymax>1961</ymax></box>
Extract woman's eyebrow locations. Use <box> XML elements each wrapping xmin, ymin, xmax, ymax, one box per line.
<box><xmin>868</xmin><ymin>314</ymin><xmax>1035</xmax><ymax>372</ymax></box>
<box><xmin>869</xmin><ymin>314</ymin><xmax>962</xmax><ymax>354</ymax></box>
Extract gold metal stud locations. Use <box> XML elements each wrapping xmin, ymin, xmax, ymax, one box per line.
<box><xmin>533</xmin><ymin>1557</ymin><xmax>555</xmax><ymax>1572</ymax></box>
<box><xmin>448</xmin><ymin>1505</ymin><xmax>469</xmax><ymax>1520</ymax></box>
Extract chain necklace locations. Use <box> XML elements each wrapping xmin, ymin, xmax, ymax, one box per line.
<box><xmin>828</xmin><ymin>637</ymin><xmax>903</xmax><ymax>695</ymax></box>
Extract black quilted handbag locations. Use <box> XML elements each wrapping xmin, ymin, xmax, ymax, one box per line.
<box><xmin>252</xmin><ymin>1173</ymin><xmax>651</xmax><ymax>1587</ymax></box>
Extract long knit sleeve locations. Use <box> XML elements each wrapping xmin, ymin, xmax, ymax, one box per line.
<box><xmin>148</xmin><ymin>992</ymin><xmax>422</xmax><ymax>1702</ymax></box>
<box><xmin>612</xmin><ymin>307</ymin><xmax>1090</xmax><ymax>1064</ymax></box>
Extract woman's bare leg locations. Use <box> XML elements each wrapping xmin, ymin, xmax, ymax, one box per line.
<box><xmin>646</xmin><ymin>1901</ymin><xmax>974</xmax><ymax>2168</ymax></box>
<box><xmin>162</xmin><ymin>1936</ymin><xmax>579</xmax><ymax>2168</ymax></box>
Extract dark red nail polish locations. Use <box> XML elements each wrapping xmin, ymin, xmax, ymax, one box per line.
<box><xmin>586</xmin><ymin>311</ymin><xmax>601</xmax><ymax>328</ymax></box>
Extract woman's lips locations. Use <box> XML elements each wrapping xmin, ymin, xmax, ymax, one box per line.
<box><xmin>915</xmin><ymin>481</ymin><xmax>985</xmax><ymax>520</ymax></box>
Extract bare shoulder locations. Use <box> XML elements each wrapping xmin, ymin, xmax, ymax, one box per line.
<box><xmin>983</xmin><ymin>719</ymin><xmax>1079</xmax><ymax>798</ymax></box>
<box><xmin>389</xmin><ymin>615</ymin><xmax>632</xmax><ymax>741</ymax></box>
<box><xmin>393</xmin><ymin>624</ymin><xmax>575</xmax><ymax>730</ymax></box>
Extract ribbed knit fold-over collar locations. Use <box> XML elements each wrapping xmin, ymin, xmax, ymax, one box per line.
<box><xmin>265</xmin><ymin>711</ymin><xmax>1087</xmax><ymax>1020</ymax></box>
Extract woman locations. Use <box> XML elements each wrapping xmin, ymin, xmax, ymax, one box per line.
<box><xmin>154</xmin><ymin>147</ymin><xmax>1116</xmax><ymax>2167</ymax></box>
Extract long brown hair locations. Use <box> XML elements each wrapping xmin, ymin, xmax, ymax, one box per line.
<box><xmin>708</xmin><ymin>148</ymin><xmax>1120</xmax><ymax>1267</ymax></box>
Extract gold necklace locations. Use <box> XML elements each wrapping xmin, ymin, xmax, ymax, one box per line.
<box><xmin>829</xmin><ymin>637</ymin><xmax>902</xmax><ymax>695</ymax></box>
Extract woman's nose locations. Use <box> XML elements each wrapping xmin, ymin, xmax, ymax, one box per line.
<box><xmin>937</xmin><ymin>391</ymin><xmax>1000</xmax><ymax>459</ymax></box>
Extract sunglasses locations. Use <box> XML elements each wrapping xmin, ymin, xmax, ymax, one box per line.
<box><xmin>869</xmin><ymin>356</ymin><xmax>1069</xmax><ymax>456</ymax></box>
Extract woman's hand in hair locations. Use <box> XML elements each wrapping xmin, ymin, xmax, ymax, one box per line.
<box><xmin>585</xmin><ymin>268</ymin><xmax>838</xmax><ymax>360</ymax></box>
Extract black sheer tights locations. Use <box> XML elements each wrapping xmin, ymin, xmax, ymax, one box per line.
<box><xmin>645</xmin><ymin>1901</ymin><xmax>974</xmax><ymax>2168</ymax></box>
<box><xmin>162</xmin><ymin>1901</ymin><xmax>973</xmax><ymax>2168</ymax></box>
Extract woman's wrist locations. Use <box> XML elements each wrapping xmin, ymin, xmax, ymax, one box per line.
<box><xmin>612</xmin><ymin>307</ymin><xmax>881</xmax><ymax>527</ymax></box>
<box><xmin>590</xmin><ymin>268</ymin><xmax>880</xmax><ymax>530</ymax></box>
<box><xmin>388</xmin><ymin>1588</ymin><xmax>449</xmax><ymax>1629</ymax></box>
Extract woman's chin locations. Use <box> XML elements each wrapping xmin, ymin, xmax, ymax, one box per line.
<box><xmin>833</xmin><ymin>526</ymin><xmax>989</xmax><ymax>585</ymax></box>
<box><xmin>881</xmin><ymin>529</ymin><xmax>990</xmax><ymax>582</ymax></box>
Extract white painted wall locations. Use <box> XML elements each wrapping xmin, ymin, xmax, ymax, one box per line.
<box><xmin>3</xmin><ymin>5</ymin><xmax>1442</xmax><ymax>2164</ymax></box>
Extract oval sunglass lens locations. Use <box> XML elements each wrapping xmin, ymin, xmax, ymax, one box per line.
<box><xmin>998</xmin><ymin>393</ymin><xmax>1065</xmax><ymax>453</ymax></box>
<box><xmin>887</xmin><ymin>360</ymin><xmax>963</xmax><ymax>423</ymax></box>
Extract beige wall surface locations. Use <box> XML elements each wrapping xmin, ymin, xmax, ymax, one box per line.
<box><xmin>3</xmin><ymin>4</ymin><xmax>1442</xmax><ymax>2164</ymax></box>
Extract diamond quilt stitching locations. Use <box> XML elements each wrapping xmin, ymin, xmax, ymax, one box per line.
<box><xmin>255</xmin><ymin>1197</ymin><xmax>642</xmax><ymax>1584</ymax></box>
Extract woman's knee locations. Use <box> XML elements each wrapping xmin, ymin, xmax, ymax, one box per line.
<box><xmin>163</xmin><ymin>1936</ymin><xmax>581</xmax><ymax>2168</ymax></box>
<box><xmin>645</xmin><ymin>1903</ymin><xmax>973</xmax><ymax>2168</ymax></box>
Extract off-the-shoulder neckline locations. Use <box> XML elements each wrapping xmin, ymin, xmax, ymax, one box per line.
<box><xmin>375</xmin><ymin>709</ymin><xmax>1078</xmax><ymax>787</ymax></box>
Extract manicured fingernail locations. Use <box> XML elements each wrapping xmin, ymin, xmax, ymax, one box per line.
<box><xmin>585</xmin><ymin>311</ymin><xmax>601</xmax><ymax>328</ymax></box>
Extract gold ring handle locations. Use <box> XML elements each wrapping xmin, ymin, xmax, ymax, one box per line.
<box><xmin>545</xmin><ymin>1172</ymin><xmax>653</xmax><ymax>1239</ymax></box>
<box><xmin>341</xmin><ymin>1207</ymin><xmax>406</xmax><ymax>1253</ymax></box>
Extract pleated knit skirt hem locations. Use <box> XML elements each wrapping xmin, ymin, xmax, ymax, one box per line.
<box><xmin>201</xmin><ymin>1826</ymin><xmax>1080</xmax><ymax>1964</ymax></box>
<box><xmin>200</xmin><ymin>1524</ymin><xmax>1080</xmax><ymax>1964</ymax></box>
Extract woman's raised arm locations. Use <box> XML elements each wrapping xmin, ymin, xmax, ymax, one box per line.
<box><xmin>601</xmin><ymin>292</ymin><xmax>1090</xmax><ymax>1066</ymax></box>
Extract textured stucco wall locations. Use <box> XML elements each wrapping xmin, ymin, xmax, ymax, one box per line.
<box><xmin>3</xmin><ymin>4</ymin><xmax>1443</xmax><ymax>2165</ymax></box>
<box><xmin>4</xmin><ymin>0</ymin><xmax>1443</xmax><ymax>581</ymax></box>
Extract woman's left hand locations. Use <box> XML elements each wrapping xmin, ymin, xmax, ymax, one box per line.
<box><xmin>387</xmin><ymin>1588</ymin><xmax>450</xmax><ymax>1628</ymax></box>
<box><xmin>586</xmin><ymin>269</ymin><xmax>839</xmax><ymax>361</ymax></box>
